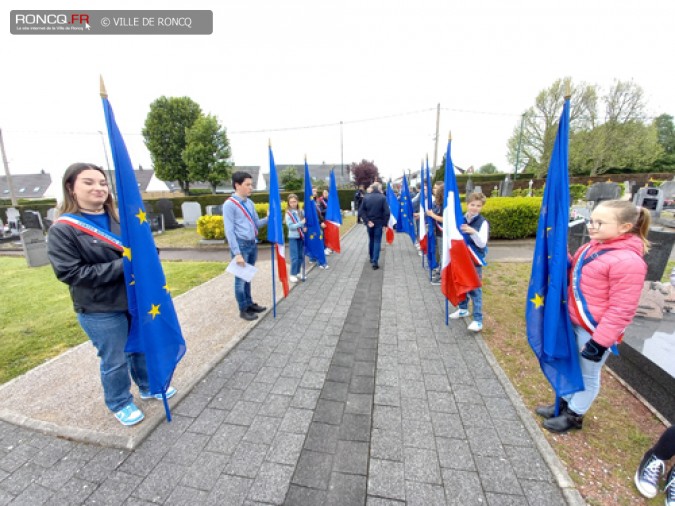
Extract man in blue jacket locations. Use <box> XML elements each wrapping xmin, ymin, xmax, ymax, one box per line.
<box><xmin>358</xmin><ymin>182</ymin><xmax>390</xmax><ymax>270</ymax></box>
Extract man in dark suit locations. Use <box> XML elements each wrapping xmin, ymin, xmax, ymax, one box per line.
<box><xmin>358</xmin><ymin>182</ymin><xmax>390</xmax><ymax>270</ymax></box>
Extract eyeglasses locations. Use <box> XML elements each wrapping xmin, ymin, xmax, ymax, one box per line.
<box><xmin>585</xmin><ymin>219</ymin><xmax>616</xmax><ymax>229</ymax></box>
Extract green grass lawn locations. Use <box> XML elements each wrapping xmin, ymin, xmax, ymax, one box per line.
<box><xmin>0</xmin><ymin>257</ymin><xmax>226</xmax><ymax>384</ymax></box>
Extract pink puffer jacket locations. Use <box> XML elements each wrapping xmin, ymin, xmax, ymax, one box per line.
<box><xmin>568</xmin><ymin>233</ymin><xmax>647</xmax><ymax>348</ymax></box>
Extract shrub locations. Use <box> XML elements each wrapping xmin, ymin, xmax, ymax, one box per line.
<box><xmin>196</xmin><ymin>215</ymin><xmax>224</xmax><ymax>240</ymax></box>
<box><xmin>480</xmin><ymin>197</ymin><xmax>542</xmax><ymax>239</ymax></box>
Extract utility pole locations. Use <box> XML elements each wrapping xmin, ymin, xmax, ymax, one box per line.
<box><xmin>0</xmin><ymin>128</ymin><xmax>18</xmax><ymax>206</ymax></box>
<box><xmin>97</xmin><ymin>130</ymin><xmax>116</xmax><ymax>199</ymax></box>
<box><xmin>514</xmin><ymin>113</ymin><xmax>525</xmax><ymax>180</ymax></box>
<box><xmin>432</xmin><ymin>103</ymin><xmax>440</xmax><ymax>173</ymax></box>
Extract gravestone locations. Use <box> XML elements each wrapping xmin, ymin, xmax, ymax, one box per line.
<box><xmin>499</xmin><ymin>176</ymin><xmax>513</xmax><ymax>197</ymax></box>
<box><xmin>644</xmin><ymin>227</ymin><xmax>675</xmax><ymax>281</ymax></box>
<box><xmin>658</xmin><ymin>181</ymin><xmax>675</xmax><ymax>205</ymax></box>
<box><xmin>568</xmin><ymin>220</ymin><xmax>590</xmax><ymax>254</ymax></box>
<box><xmin>528</xmin><ymin>180</ymin><xmax>534</xmax><ymax>197</ymax></box>
<box><xmin>586</xmin><ymin>182</ymin><xmax>621</xmax><ymax>209</ymax></box>
<box><xmin>156</xmin><ymin>199</ymin><xmax>182</xmax><ymax>229</ymax></box>
<box><xmin>45</xmin><ymin>207</ymin><xmax>57</xmax><ymax>229</ymax></box>
<box><xmin>20</xmin><ymin>228</ymin><xmax>49</xmax><ymax>267</ymax></box>
<box><xmin>147</xmin><ymin>213</ymin><xmax>164</xmax><ymax>234</ymax></box>
<box><xmin>22</xmin><ymin>210</ymin><xmax>43</xmax><ymax>230</ymax></box>
<box><xmin>634</xmin><ymin>187</ymin><xmax>664</xmax><ymax>217</ymax></box>
<box><xmin>465</xmin><ymin>178</ymin><xmax>474</xmax><ymax>197</ymax></box>
<box><xmin>570</xmin><ymin>205</ymin><xmax>591</xmax><ymax>221</ymax></box>
<box><xmin>181</xmin><ymin>201</ymin><xmax>202</xmax><ymax>227</ymax></box>
<box><xmin>6</xmin><ymin>207</ymin><xmax>21</xmax><ymax>234</ymax></box>
<box><xmin>206</xmin><ymin>204</ymin><xmax>222</xmax><ymax>216</ymax></box>
<box><xmin>474</xmin><ymin>185</ymin><xmax>483</xmax><ymax>195</ymax></box>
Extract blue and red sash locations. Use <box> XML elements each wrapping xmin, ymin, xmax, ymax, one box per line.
<box><xmin>56</xmin><ymin>213</ymin><xmax>123</xmax><ymax>252</ymax></box>
<box><xmin>228</xmin><ymin>197</ymin><xmax>258</xmax><ymax>236</ymax></box>
<box><xmin>286</xmin><ymin>210</ymin><xmax>304</xmax><ymax>239</ymax></box>
<box><xmin>570</xmin><ymin>244</ymin><xmax>621</xmax><ymax>351</ymax></box>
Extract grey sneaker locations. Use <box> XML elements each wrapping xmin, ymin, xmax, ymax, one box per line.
<box><xmin>665</xmin><ymin>465</ymin><xmax>675</xmax><ymax>506</ymax></box>
<box><xmin>634</xmin><ymin>450</ymin><xmax>664</xmax><ymax>499</ymax></box>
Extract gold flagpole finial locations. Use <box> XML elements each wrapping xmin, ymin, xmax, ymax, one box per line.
<box><xmin>268</xmin><ymin>138</ymin><xmax>272</xmax><ymax>148</ymax></box>
<box><xmin>304</xmin><ymin>154</ymin><xmax>307</xmax><ymax>162</ymax></box>
<box><xmin>564</xmin><ymin>79</ymin><xmax>572</xmax><ymax>99</ymax></box>
<box><xmin>99</xmin><ymin>75</ymin><xmax>108</xmax><ymax>98</ymax></box>
<box><xmin>448</xmin><ymin>130</ymin><xmax>452</xmax><ymax>141</ymax></box>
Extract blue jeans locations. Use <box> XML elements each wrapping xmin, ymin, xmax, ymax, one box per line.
<box><xmin>77</xmin><ymin>312</ymin><xmax>149</xmax><ymax>413</ymax></box>
<box><xmin>459</xmin><ymin>266</ymin><xmax>483</xmax><ymax>323</ymax></box>
<box><xmin>233</xmin><ymin>239</ymin><xmax>257</xmax><ymax>311</ymax></box>
<box><xmin>368</xmin><ymin>224</ymin><xmax>383</xmax><ymax>265</ymax></box>
<box><xmin>289</xmin><ymin>238</ymin><xmax>303</xmax><ymax>276</ymax></box>
<box><xmin>563</xmin><ymin>325</ymin><xmax>609</xmax><ymax>415</ymax></box>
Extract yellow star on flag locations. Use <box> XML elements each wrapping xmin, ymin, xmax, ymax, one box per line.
<box><xmin>163</xmin><ymin>283</ymin><xmax>171</xmax><ymax>293</ymax></box>
<box><xmin>136</xmin><ymin>208</ymin><xmax>147</xmax><ymax>224</ymax></box>
<box><xmin>123</xmin><ymin>247</ymin><xmax>132</xmax><ymax>261</ymax></box>
<box><xmin>530</xmin><ymin>293</ymin><xmax>545</xmax><ymax>309</ymax></box>
<box><xmin>148</xmin><ymin>304</ymin><xmax>161</xmax><ymax>319</ymax></box>
<box><xmin>129</xmin><ymin>274</ymin><xmax>136</xmax><ymax>286</ymax></box>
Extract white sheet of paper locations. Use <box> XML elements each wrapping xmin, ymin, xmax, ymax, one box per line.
<box><xmin>226</xmin><ymin>262</ymin><xmax>258</xmax><ymax>282</ymax></box>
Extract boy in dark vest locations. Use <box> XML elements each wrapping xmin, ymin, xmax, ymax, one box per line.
<box><xmin>449</xmin><ymin>192</ymin><xmax>489</xmax><ymax>332</ymax></box>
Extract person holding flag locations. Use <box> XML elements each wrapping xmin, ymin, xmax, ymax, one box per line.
<box><xmin>359</xmin><ymin>181</ymin><xmax>390</xmax><ymax>270</ymax></box>
<box><xmin>267</xmin><ymin>145</ymin><xmax>290</xmax><ymax>306</ymax></box>
<box><xmin>303</xmin><ymin>161</ymin><xmax>329</xmax><ymax>269</ymax></box>
<box><xmin>285</xmin><ymin>194</ymin><xmax>306</xmax><ymax>283</ymax></box>
<box><xmin>385</xmin><ymin>184</ymin><xmax>399</xmax><ymax>245</ymax></box>
<box><xmin>47</xmin><ymin>163</ymin><xmax>176</xmax><ymax>426</ymax></box>
<box><xmin>224</xmin><ymin>171</ymin><xmax>268</xmax><ymax>321</ymax></box>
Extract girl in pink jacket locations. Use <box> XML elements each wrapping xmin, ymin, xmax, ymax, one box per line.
<box><xmin>536</xmin><ymin>200</ymin><xmax>650</xmax><ymax>433</ymax></box>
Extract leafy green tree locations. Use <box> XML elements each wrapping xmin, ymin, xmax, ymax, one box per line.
<box><xmin>507</xmin><ymin>77</ymin><xmax>597</xmax><ymax>178</ymax></box>
<box><xmin>653</xmin><ymin>114</ymin><xmax>675</xmax><ymax>169</ymax></box>
<box><xmin>349</xmin><ymin>160</ymin><xmax>379</xmax><ymax>187</ymax></box>
<box><xmin>478</xmin><ymin>163</ymin><xmax>498</xmax><ymax>174</ymax></box>
<box><xmin>280</xmin><ymin>166</ymin><xmax>303</xmax><ymax>191</ymax></box>
<box><xmin>143</xmin><ymin>96</ymin><xmax>202</xmax><ymax>194</ymax></box>
<box><xmin>183</xmin><ymin>115</ymin><xmax>233</xmax><ymax>194</ymax></box>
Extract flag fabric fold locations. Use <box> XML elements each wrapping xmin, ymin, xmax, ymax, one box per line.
<box><xmin>385</xmin><ymin>185</ymin><xmax>399</xmax><ymax>244</ymax></box>
<box><xmin>303</xmin><ymin>162</ymin><xmax>327</xmax><ymax>264</ymax></box>
<box><xmin>526</xmin><ymin>97</ymin><xmax>584</xmax><ymax>398</ymax></box>
<box><xmin>101</xmin><ymin>96</ymin><xmax>185</xmax><ymax>420</ymax></box>
<box><xmin>418</xmin><ymin>163</ymin><xmax>428</xmax><ymax>255</ymax></box>
<box><xmin>324</xmin><ymin>170</ymin><xmax>342</xmax><ymax>253</ymax></box>
<box><xmin>441</xmin><ymin>138</ymin><xmax>481</xmax><ymax>307</ymax></box>
<box><xmin>399</xmin><ymin>175</ymin><xmax>417</xmax><ymax>244</ymax></box>
<box><xmin>267</xmin><ymin>146</ymin><xmax>290</xmax><ymax>299</ymax></box>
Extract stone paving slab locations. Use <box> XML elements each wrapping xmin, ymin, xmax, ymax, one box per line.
<box><xmin>0</xmin><ymin>226</ymin><xmax>585</xmax><ymax>505</ymax></box>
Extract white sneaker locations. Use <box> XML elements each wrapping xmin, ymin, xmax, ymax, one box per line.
<box><xmin>319</xmin><ymin>264</ymin><xmax>330</xmax><ymax>270</ymax></box>
<box><xmin>467</xmin><ymin>321</ymin><xmax>483</xmax><ymax>332</ymax></box>
<box><xmin>324</xmin><ymin>248</ymin><xmax>332</xmax><ymax>255</ymax></box>
<box><xmin>289</xmin><ymin>275</ymin><xmax>299</xmax><ymax>283</ymax></box>
<box><xmin>449</xmin><ymin>309</ymin><xmax>469</xmax><ymax>319</ymax></box>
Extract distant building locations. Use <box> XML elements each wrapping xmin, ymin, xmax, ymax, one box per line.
<box><xmin>0</xmin><ymin>171</ymin><xmax>52</xmax><ymax>200</ymax></box>
<box><xmin>168</xmin><ymin>166</ymin><xmax>261</xmax><ymax>193</ymax></box>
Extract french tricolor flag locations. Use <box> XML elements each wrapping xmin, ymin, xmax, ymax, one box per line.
<box><xmin>267</xmin><ymin>144</ymin><xmax>289</xmax><ymax>298</ymax></box>
<box><xmin>385</xmin><ymin>185</ymin><xmax>399</xmax><ymax>244</ymax></box>
<box><xmin>323</xmin><ymin>170</ymin><xmax>342</xmax><ymax>253</ymax></box>
<box><xmin>441</xmin><ymin>135</ymin><xmax>481</xmax><ymax>307</ymax></box>
<box><xmin>418</xmin><ymin>161</ymin><xmax>428</xmax><ymax>255</ymax></box>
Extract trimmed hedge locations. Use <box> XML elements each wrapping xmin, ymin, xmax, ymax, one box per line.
<box><xmin>479</xmin><ymin>197</ymin><xmax>542</xmax><ymax>239</ymax></box>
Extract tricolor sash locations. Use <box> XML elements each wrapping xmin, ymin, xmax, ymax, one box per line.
<box><xmin>570</xmin><ymin>244</ymin><xmax>621</xmax><ymax>352</ymax></box>
<box><xmin>286</xmin><ymin>210</ymin><xmax>304</xmax><ymax>239</ymax></box>
<box><xmin>56</xmin><ymin>213</ymin><xmax>123</xmax><ymax>252</ymax></box>
<box><xmin>228</xmin><ymin>197</ymin><xmax>258</xmax><ymax>236</ymax></box>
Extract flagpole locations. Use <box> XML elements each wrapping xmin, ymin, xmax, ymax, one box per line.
<box><xmin>271</xmin><ymin>243</ymin><xmax>277</xmax><ymax>318</ymax></box>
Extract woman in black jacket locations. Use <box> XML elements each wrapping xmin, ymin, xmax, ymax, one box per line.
<box><xmin>47</xmin><ymin>163</ymin><xmax>174</xmax><ymax>426</ymax></box>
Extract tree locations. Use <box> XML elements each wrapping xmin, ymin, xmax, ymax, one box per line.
<box><xmin>143</xmin><ymin>96</ymin><xmax>202</xmax><ymax>194</ymax></box>
<box><xmin>506</xmin><ymin>77</ymin><xmax>597</xmax><ymax>178</ymax></box>
<box><xmin>280</xmin><ymin>166</ymin><xmax>303</xmax><ymax>191</ymax></box>
<box><xmin>478</xmin><ymin>163</ymin><xmax>498</xmax><ymax>174</ymax></box>
<box><xmin>653</xmin><ymin>114</ymin><xmax>675</xmax><ymax>169</ymax></box>
<box><xmin>183</xmin><ymin>115</ymin><xmax>233</xmax><ymax>194</ymax></box>
<box><xmin>349</xmin><ymin>160</ymin><xmax>379</xmax><ymax>187</ymax></box>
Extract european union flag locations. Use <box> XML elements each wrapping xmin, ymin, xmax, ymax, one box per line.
<box><xmin>526</xmin><ymin>97</ymin><xmax>584</xmax><ymax>398</ymax></box>
<box><xmin>425</xmin><ymin>163</ymin><xmax>438</xmax><ymax>271</ymax></box>
<box><xmin>303</xmin><ymin>161</ymin><xmax>326</xmax><ymax>264</ymax></box>
<box><xmin>399</xmin><ymin>175</ymin><xmax>416</xmax><ymax>244</ymax></box>
<box><xmin>267</xmin><ymin>145</ymin><xmax>289</xmax><ymax>301</ymax></box>
<box><xmin>101</xmin><ymin>87</ymin><xmax>185</xmax><ymax>420</ymax></box>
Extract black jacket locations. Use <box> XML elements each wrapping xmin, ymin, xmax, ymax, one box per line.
<box><xmin>358</xmin><ymin>190</ymin><xmax>390</xmax><ymax>227</ymax></box>
<box><xmin>47</xmin><ymin>213</ymin><xmax>127</xmax><ymax>313</ymax></box>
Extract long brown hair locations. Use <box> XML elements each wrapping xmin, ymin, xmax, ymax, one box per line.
<box><xmin>434</xmin><ymin>182</ymin><xmax>444</xmax><ymax>208</ymax></box>
<box><xmin>58</xmin><ymin>163</ymin><xmax>119</xmax><ymax>221</ymax></box>
<box><xmin>596</xmin><ymin>200</ymin><xmax>651</xmax><ymax>254</ymax></box>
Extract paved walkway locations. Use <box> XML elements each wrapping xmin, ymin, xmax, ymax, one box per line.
<box><xmin>0</xmin><ymin>227</ymin><xmax>584</xmax><ymax>505</ymax></box>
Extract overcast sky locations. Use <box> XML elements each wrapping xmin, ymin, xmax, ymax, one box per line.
<box><xmin>2</xmin><ymin>0</ymin><xmax>674</xmax><ymax>192</ymax></box>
